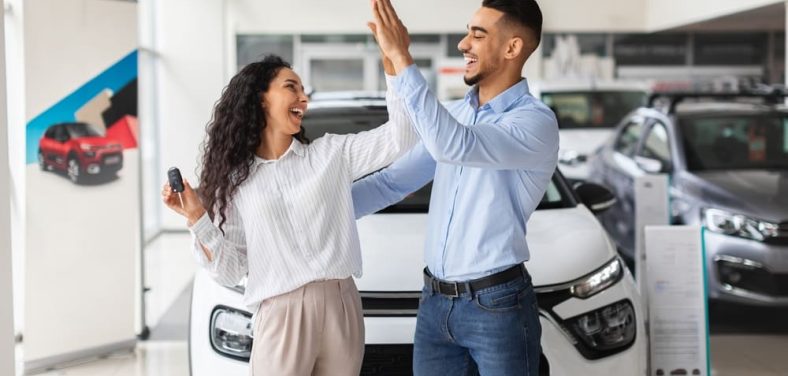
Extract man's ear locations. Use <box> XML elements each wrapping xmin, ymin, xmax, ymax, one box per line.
<box><xmin>504</xmin><ymin>36</ymin><xmax>524</xmax><ymax>60</ymax></box>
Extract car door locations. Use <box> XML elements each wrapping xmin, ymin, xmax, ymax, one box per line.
<box><xmin>596</xmin><ymin>115</ymin><xmax>649</xmax><ymax>256</ymax></box>
<box><xmin>52</xmin><ymin>125</ymin><xmax>71</xmax><ymax>169</ymax></box>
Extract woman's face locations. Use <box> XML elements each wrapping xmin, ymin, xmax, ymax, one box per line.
<box><xmin>261</xmin><ymin>68</ymin><xmax>309</xmax><ymax>136</ymax></box>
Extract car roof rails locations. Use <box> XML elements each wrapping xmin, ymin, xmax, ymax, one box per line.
<box><xmin>647</xmin><ymin>88</ymin><xmax>788</xmax><ymax>114</ymax></box>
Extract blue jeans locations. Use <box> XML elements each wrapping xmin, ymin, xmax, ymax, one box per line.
<box><xmin>413</xmin><ymin>268</ymin><xmax>542</xmax><ymax>376</ymax></box>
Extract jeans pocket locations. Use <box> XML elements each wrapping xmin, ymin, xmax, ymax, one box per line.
<box><xmin>474</xmin><ymin>287</ymin><xmax>523</xmax><ymax>312</ymax></box>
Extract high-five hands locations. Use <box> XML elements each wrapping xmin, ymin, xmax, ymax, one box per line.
<box><xmin>368</xmin><ymin>0</ymin><xmax>414</xmax><ymax>73</ymax></box>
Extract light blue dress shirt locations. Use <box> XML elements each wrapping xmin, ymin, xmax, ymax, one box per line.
<box><xmin>352</xmin><ymin>65</ymin><xmax>559</xmax><ymax>281</ymax></box>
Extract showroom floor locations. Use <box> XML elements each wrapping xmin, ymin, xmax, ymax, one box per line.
<box><xmin>22</xmin><ymin>234</ymin><xmax>788</xmax><ymax>376</ymax></box>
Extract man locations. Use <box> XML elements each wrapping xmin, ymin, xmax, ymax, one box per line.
<box><xmin>355</xmin><ymin>0</ymin><xmax>558</xmax><ymax>374</ymax></box>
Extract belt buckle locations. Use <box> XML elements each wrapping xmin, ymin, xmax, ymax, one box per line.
<box><xmin>447</xmin><ymin>281</ymin><xmax>460</xmax><ymax>298</ymax></box>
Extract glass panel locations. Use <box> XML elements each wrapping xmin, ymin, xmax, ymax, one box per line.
<box><xmin>543</xmin><ymin>33</ymin><xmax>608</xmax><ymax>57</ymax></box>
<box><xmin>541</xmin><ymin>91</ymin><xmax>646</xmax><ymax>129</ymax></box>
<box><xmin>447</xmin><ymin>33</ymin><xmax>465</xmax><ymax>57</ymax></box>
<box><xmin>694</xmin><ymin>33</ymin><xmax>767</xmax><ymax>66</ymax></box>
<box><xmin>639</xmin><ymin>123</ymin><xmax>671</xmax><ymax>162</ymax></box>
<box><xmin>614</xmin><ymin>121</ymin><xmax>643</xmax><ymax>156</ymax></box>
<box><xmin>309</xmin><ymin>59</ymin><xmax>364</xmax><ymax>92</ymax></box>
<box><xmin>614</xmin><ymin>33</ymin><xmax>687</xmax><ymax>66</ymax></box>
<box><xmin>236</xmin><ymin>35</ymin><xmax>294</xmax><ymax>71</ymax></box>
<box><xmin>301</xmin><ymin>34</ymin><xmax>369</xmax><ymax>44</ymax></box>
<box><xmin>680</xmin><ymin>115</ymin><xmax>788</xmax><ymax>171</ymax></box>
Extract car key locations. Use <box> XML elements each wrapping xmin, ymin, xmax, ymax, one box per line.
<box><xmin>167</xmin><ymin>167</ymin><xmax>185</xmax><ymax>208</ymax></box>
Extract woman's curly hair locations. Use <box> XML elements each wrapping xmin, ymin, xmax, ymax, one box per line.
<box><xmin>198</xmin><ymin>55</ymin><xmax>309</xmax><ymax>232</ymax></box>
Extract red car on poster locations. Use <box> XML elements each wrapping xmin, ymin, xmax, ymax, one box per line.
<box><xmin>38</xmin><ymin>122</ymin><xmax>124</xmax><ymax>184</ymax></box>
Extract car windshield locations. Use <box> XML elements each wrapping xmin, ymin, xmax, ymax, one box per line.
<box><xmin>302</xmin><ymin>106</ymin><xmax>572</xmax><ymax>213</ymax></box>
<box><xmin>679</xmin><ymin>114</ymin><xmax>788</xmax><ymax>171</ymax></box>
<box><xmin>65</xmin><ymin>123</ymin><xmax>102</xmax><ymax>138</ymax></box>
<box><xmin>541</xmin><ymin>91</ymin><xmax>646</xmax><ymax>129</ymax></box>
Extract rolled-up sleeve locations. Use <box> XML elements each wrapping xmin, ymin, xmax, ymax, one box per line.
<box><xmin>189</xmin><ymin>201</ymin><xmax>248</xmax><ymax>287</ymax></box>
<box><xmin>392</xmin><ymin>65</ymin><xmax>559</xmax><ymax>171</ymax></box>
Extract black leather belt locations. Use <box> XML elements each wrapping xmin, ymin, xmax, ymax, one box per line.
<box><xmin>423</xmin><ymin>264</ymin><xmax>525</xmax><ymax>297</ymax></box>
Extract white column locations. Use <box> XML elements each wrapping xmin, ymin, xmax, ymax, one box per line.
<box><xmin>0</xmin><ymin>4</ymin><xmax>17</xmax><ymax>375</ymax></box>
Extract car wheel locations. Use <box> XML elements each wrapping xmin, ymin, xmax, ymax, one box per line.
<box><xmin>38</xmin><ymin>150</ymin><xmax>48</xmax><ymax>171</ymax></box>
<box><xmin>67</xmin><ymin>156</ymin><xmax>82</xmax><ymax>184</ymax></box>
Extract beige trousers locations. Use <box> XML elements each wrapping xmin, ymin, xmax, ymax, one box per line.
<box><xmin>249</xmin><ymin>278</ymin><xmax>365</xmax><ymax>376</ymax></box>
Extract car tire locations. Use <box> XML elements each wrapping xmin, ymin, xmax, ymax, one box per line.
<box><xmin>67</xmin><ymin>156</ymin><xmax>82</xmax><ymax>184</ymax></box>
<box><xmin>38</xmin><ymin>150</ymin><xmax>49</xmax><ymax>171</ymax></box>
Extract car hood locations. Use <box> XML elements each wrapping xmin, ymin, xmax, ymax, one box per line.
<box><xmin>559</xmin><ymin>128</ymin><xmax>615</xmax><ymax>156</ymax></box>
<box><xmin>678</xmin><ymin>170</ymin><xmax>788</xmax><ymax>222</ymax></box>
<box><xmin>354</xmin><ymin>206</ymin><xmax>617</xmax><ymax>292</ymax></box>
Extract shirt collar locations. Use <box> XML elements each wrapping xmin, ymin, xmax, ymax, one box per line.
<box><xmin>253</xmin><ymin>138</ymin><xmax>306</xmax><ymax>166</ymax></box>
<box><xmin>464</xmin><ymin>78</ymin><xmax>530</xmax><ymax>114</ymax></box>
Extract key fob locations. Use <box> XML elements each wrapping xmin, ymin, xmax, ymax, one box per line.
<box><xmin>167</xmin><ymin>167</ymin><xmax>184</xmax><ymax>193</ymax></box>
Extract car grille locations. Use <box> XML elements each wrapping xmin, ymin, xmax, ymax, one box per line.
<box><xmin>361</xmin><ymin>344</ymin><xmax>413</xmax><ymax>375</ymax></box>
<box><xmin>360</xmin><ymin>292</ymin><xmax>420</xmax><ymax>317</ymax></box>
<box><xmin>716</xmin><ymin>259</ymin><xmax>788</xmax><ymax>297</ymax></box>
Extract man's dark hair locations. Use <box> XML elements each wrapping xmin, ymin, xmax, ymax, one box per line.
<box><xmin>482</xmin><ymin>0</ymin><xmax>543</xmax><ymax>49</ymax></box>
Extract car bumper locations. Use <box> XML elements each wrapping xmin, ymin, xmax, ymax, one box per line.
<box><xmin>704</xmin><ymin>230</ymin><xmax>788</xmax><ymax>306</ymax></box>
<box><xmin>190</xmin><ymin>269</ymin><xmax>647</xmax><ymax>376</ymax></box>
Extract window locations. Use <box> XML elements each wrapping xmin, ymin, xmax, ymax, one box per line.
<box><xmin>309</xmin><ymin>59</ymin><xmax>365</xmax><ymax>91</ymax></box>
<box><xmin>614</xmin><ymin>120</ymin><xmax>644</xmax><ymax>156</ymax></box>
<box><xmin>236</xmin><ymin>35</ymin><xmax>294</xmax><ymax>71</ymax></box>
<box><xmin>614</xmin><ymin>33</ymin><xmax>688</xmax><ymax>66</ymax></box>
<box><xmin>541</xmin><ymin>90</ymin><xmax>646</xmax><ymax>129</ymax></box>
<box><xmin>638</xmin><ymin>122</ymin><xmax>671</xmax><ymax>163</ymax></box>
<box><xmin>680</xmin><ymin>115</ymin><xmax>788</xmax><ymax>171</ymax></box>
<box><xmin>694</xmin><ymin>33</ymin><xmax>767</xmax><ymax>66</ymax></box>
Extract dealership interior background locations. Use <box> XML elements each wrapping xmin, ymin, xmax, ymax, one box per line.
<box><xmin>2</xmin><ymin>0</ymin><xmax>788</xmax><ymax>375</ymax></box>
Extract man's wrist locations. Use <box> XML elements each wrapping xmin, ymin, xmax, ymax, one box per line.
<box><xmin>390</xmin><ymin>52</ymin><xmax>414</xmax><ymax>74</ymax></box>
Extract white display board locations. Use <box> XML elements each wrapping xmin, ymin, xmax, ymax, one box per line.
<box><xmin>645</xmin><ymin>225</ymin><xmax>709</xmax><ymax>376</ymax></box>
<box><xmin>21</xmin><ymin>0</ymin><xmax>139</xmax><ymax>373</ymax></box>
<box><xmin>634</xmin><ymin>174</ymin><xmax>670</xmax><ymax>303</ymax></box>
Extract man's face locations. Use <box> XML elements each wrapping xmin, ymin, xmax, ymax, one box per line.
<box><xmin>457</xmin><ymin>7</ymin><xmax>508</xmax><ymax>86</ymax></box>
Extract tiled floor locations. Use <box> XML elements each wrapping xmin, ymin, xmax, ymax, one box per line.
<box><xmin>13</xmin><ymin>234</ymin><xmax>788</xmax><ymax>375</ymax></box>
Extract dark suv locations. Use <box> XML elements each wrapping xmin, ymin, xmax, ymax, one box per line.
<box><xmin>38</xmin><ymin>122</ymin><xmax>124</xmax><ymax>184</ymax></box>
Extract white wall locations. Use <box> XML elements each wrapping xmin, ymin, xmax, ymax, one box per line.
<box><xmin>1</xmin><ymin>4</ymin><xmax>17</xmax><ymax>376</ymax></box>
<box><xmin>231</xmin><ymin>0</ymin><xmax>648</xmax><ymax>34</ymax></box>
<box><xmin>144</xmin><ymin>0</ymin><xmax>227</xmax><ymax>230</ymax></box>
<box><xmin>4</xmin><ymin>0</ymin><xmax>25</xmax><ymax>340</ymax></box>
<box><xmin>646</xmin><ymin>0</ymin><xmax>783</xmax><ymax>32</ymax></box>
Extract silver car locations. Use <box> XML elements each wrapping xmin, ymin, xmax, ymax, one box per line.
<box><xmin>588</xmin><ymin>92</ymin><xmax>788</xmax><ymax>306</ymax></box>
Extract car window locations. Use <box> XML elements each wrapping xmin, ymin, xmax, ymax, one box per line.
<box><xmin>45</xmin><ymin>127</ymin><xmax>55</xmax><ymax>139</ymax></box>
<box><xmin>53</xmin><ymin>125</ymin><xmax>69</xmax><ymax>142</ymax></box>
<box><xmin>638</xmin><ymin>122</ymin><xmax>671</xmax><ymax>163</ymax></box>
<box><xmin>541</xmin><ymin>91</ymin><xmax>646</xmax><ymax>129</ymax></box>
<box><xmin>679</xmin><ymin>114</ymin><xmax>788</xmax><ymax>171</ymax></box>
<box><xmin>65</xmin><ymin>123</ymin><xmax>102</xmax><ymax>138</ymax></box>
<box><xmin>614</xmin><ymin>120</ymin><xmax>644</xmax><ymax>157</ymax></box>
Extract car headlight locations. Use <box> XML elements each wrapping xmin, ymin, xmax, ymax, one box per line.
<box><xmin>570</xmin><ymin>258</ymin><xmax>623</xmax><ymax>299</ymax></box>
<box><xmin>566</xmin><ymin>300</ymin><xmax>636</xmax><ymax>353</ymax></box>
<box><xmin>210</xmin><ymin>306</ymin><xmax>253</xmax><ymax>360</ymax></box>
<box><xmin>702</xmin><ymin>208</ymin><xmax>778</xmax><ymax>242</ymax></box>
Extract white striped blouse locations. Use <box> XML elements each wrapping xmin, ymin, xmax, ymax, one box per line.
<box><xmin>188</xmin><ymin>81</ymin><xmax>417</xmax><ymax>314</ymax></box>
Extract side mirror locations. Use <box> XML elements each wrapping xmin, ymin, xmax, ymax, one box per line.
<box><xmin>634</xmin><ymin>155</ymin><xmax>668</xmax><ymax>173</ymax></box>
<box><xmin>574</xmin><ymin>182</ymin><xmax>617</xmax><ymax>214</ymax></box>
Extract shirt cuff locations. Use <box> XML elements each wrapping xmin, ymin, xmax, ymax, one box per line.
<box><xmin>391</xmin><ymin>64</ymin><xmax>427</xmax><ymax>99</ymax></box>
<box><xmin>189</xmin><ymin>212</ymin><xmax>214</xmax><ymax>239</ymax></box>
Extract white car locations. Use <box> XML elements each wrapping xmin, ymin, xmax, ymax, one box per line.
<box><xmin>188</xmin><ymin>95</ymin><xmax>647</xmax><ymax>375</ymax></box>
<box><xmin>532</xmin><ymin>81</ymin><xmax>649</xmax><ymax>180</ymax></box>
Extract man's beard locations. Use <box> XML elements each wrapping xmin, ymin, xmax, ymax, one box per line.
<box><xmin>464</xmin><ymin>72</ymin><xmax>483</xmax><ymax>86</ymax></box>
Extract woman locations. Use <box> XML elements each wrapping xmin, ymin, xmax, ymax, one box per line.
<box><xmin>162</xmin><ymin>54</ymin><xmax>416</xmax><ymax>375</ymax></box>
